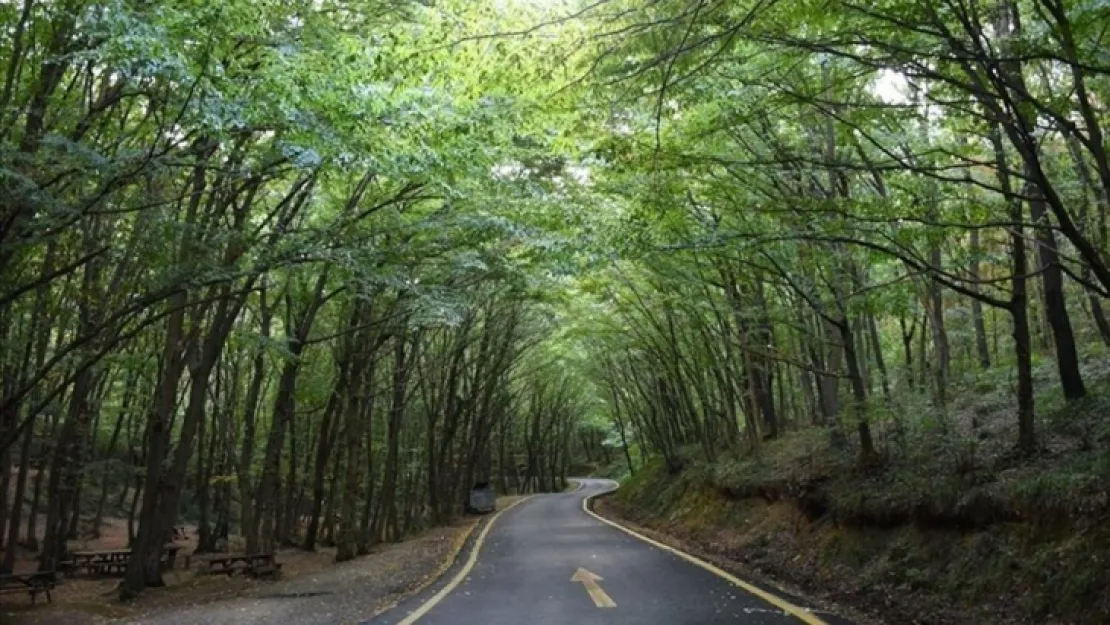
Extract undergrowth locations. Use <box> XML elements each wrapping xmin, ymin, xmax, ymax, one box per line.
<box><xmin>601</xmin><ymin>359</ymin><xmax>1110</xmax><ymax>624</ymax></box>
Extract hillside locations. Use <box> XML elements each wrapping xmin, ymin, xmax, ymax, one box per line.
<box><xmin>597</xmin><ymin>359</ymin><xmax>1110</xmax><ymax>625</ymax></box>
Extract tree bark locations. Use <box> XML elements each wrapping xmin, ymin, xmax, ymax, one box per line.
<box><xmin>969</xmin><ymin>230</ymin><xmax>992</xmax><ymax>370</ymax></box>
<box><xmin>1025</xmin><ymin>170</ymin><xmax>1086</xmax><ymax>400</ymax></box>
<box><xmin>238</xmin><ymin>287</ymin><xmax>271</xmax><ymax>550</ymax></box>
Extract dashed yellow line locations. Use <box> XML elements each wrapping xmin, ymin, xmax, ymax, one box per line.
<box><xmin>396</xmin><ymin>496</ymin><xmax>532</xmax><ymax>625</ymax></box>
<box><xmin>581</xmin><ymin>480</ymin><xmax>829</xmax><ymax>625</ymax></box>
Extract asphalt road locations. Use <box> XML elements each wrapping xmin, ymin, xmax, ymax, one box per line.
<box><xmin>367</xmin><ymin>478</ymin><xmax>852</xmax><ymax>625</ymax></box>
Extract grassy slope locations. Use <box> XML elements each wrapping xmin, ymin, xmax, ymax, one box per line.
<box><xmin>602</xmin><ymin>357</ymin><xmax>1110</xmax><ymax>625</ymax></box>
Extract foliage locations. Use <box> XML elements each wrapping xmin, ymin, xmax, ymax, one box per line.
<box><xmin>0</xmin><ymin>1</ymin><xmax>1108</xmax><ymax>616</ymax></box>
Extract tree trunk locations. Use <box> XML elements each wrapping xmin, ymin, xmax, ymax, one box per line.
<box><xmin>374</xmin><ymin>332</ymin><xmax>411</xmax><ymax>544</ymax></box>
<box><xmin>1012</xmin><ymin>247</ymin><xmax>1035</xmax><ymax>454</ymax></box>
<box><xmin>867</xmin><ymin>313</ymin><xmax>891</xmax><ymax>398</ymax></box>
<box><xmin>25</xmin><ymin>441</ymin><xmax>45</xmax><ymax>550</ymax></box>
<box><xmin>336</xmin><ymin>301</ymin><xmax>372</xmax><ymax>562</ymax></box>
<box><xmin>1026</xmin><ymin>169</ymin><xmax>1086</xmax><ymax>400</ymax></box>
<box><xmin>1</xmin><ymin>414</ymin><xmax>34</xmax><ymax>572</ymax></box>
<box><xmin>838</xmin><ymin>321</ymin><xmax>876</xmax><ymax>460</ymax></box>
<box><xmin>238</xmin><ymin>288</ymin><xmax>271</xmax><ymax>549</ymax></box>
<box><xmin>303</xmin><ymin>385</ymin><xmax>341</xmax><ymax>551</ymax></box>
<box><xmin>121</xmin><ymin>149</ymin><xmax>208</xmax><ymax>600</ymax></box>
<box><xmin>1088</xmin><ymin>286</ymin><xmax>1110</xmax><ymax>347</ymax></box>
<box><xmin>991</xmin><ymin>123</ymin><xmax>1037</xmax><ymax>453</ymax></box>
<box><xmin>40</xmin><ymin>239</ymin><xmax>102</xmax><ymax>571</ymax></box>
<box><xmin>253</xmin><ymin>271</ymin><xmax>329</xmax><ymax>552</ymax></box>
<box><xmin>926</xmin><ymin>280</ymin><xmax>950</xmax><ymax>406</ymax></box>
<box><xmin>818</xmin><ymin>317</ymin><xmax>843</xmax><ymax>437</ymax></box>
<box><xmin>39</xmin><ymin>365</ymin><xmax>93</xmax><ymax>571</ymax></box>
<box><xmin>969</xmin><ymin>230</ymin><xmax>992</xmax><ymax>369</ymax></box>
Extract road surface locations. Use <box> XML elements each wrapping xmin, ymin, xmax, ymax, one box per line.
<box><xmin>367</xmin><ymin>478</ymin><xmax>852</xmax><ymax>625</ymax></box>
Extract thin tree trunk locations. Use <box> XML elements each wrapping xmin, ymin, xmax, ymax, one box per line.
<box><xmin>838</xmin><ymin>321</ymin><xmax>876</xmax><ymax>460</ymax></box>
<box><xmin>969</xmin><ymin>230</ymin><xmax>992</xmax><ymax>369</ymax></box>
<box><xmin>927</xmin><ymin>280</ymin><xmax>950</xmax><ymax>406</ymax></box>
<box><xmin>1</xmin><ymin>415</ymin><xmax>33</xmax><ymax>572</ymax></box>
<box><xmin>336</xmin><ymin>301</ymin><xmax>371</xmax><ymax>562</ymax></box>
<box><xmin>303</xmin><ymin>385</ymin><xmax>341</xmax><ymax>551</ymax></box>
<box><xmin>866</xmin><ymin>313</ymin><xmax>891</xmax><ymax>398</ymax></box>
<box><xmin>991</xmin><ymin>123</ymin><xmax>1037</xmax><ymax>453</ymax></box>
<box><xmin>90</xmin><ymin>399</ymin><xmax>128</xmax><ymax>539</ymax></box>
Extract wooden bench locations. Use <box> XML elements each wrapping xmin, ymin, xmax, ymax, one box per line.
<box><xmin>191</xmin><ymin>553</ymin><xmax>282</xmax><ymax>578</ymax></box>
<box><xmin>172</xmin><ymin>526</ymin><xmax>188</xmax><ymax>541</ymax></box>
<box><xmin>0</xmin><ymin>571</ymin><xmax>57</xmax><ymax>604</ymax></box>
<box><xmin>69</xmin><ymin>550</ymin><xmax>130</xmax><ymax>577</ymax></box>
<box><xmin>68</xmin><ymin>545</ymin><xmax>181</xmax><ymax>577</ymax></box>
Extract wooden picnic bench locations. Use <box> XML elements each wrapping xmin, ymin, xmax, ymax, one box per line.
<box><xmin>189</xmin><ymin>553</ymin><xmax>282</xmax><ymax>578</ymax></box>
<box><xmin>66</xmin><ymin>544</ymin><xmax>181</xmax><ymax>577</ymax></box>
<box><xmin>68</xmin><ymin>550</ymin><xmax>130</xmax><ymax>577</ymax></box>
<box><xmin>0</xmin><ymin>571</ymin><xmax>57</xmax><ymax>604</ymax></box>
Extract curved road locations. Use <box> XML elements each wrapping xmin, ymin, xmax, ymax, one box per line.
<box><xmin>368</xmin><ymin>479</ymin><xmax>852</xmax><ymax>625</ymax></box>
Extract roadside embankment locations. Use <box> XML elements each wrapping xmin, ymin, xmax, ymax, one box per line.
<box><xmin>596</xmin><ymin>438</ymin><xmax>1110</xmax><ymax>625</ymax></box>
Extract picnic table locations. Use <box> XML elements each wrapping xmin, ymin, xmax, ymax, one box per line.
<box><xmin>66</xmin><ymin>544</ymin><xmax>181</xmax><ymax>577</ymax></box>
<box><xmin>68</xmin><ymin>550</ymin><xmax>130</xmax><ymax>576</ymax></box>
<box><xmin>189</xmin><ymin>552</ymin><xmax>281</xmax><ymax>578</ymax></box>
<box><xmin>0</xmin><ymin>571</ymin><xmax>57</xmax><ymax>604</ymax></box>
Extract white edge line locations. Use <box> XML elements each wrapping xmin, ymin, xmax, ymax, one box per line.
<box><xmin>581</xmin><ymin>480</ymin><xmax>829</xmax><ymax>625</ymax></box>
<box><xmin>395</xmin><ymin>496</ymin><xmax>532</xmax><ymax>625</ymax></box>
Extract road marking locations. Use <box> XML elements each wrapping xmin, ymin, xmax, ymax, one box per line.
<box><xmin>396</xmin><ymin>496</ymin><xmax>532</xmax><ymax>625</ymax></box>
<box><xmin>582</xmin><ymin>481</ymin><xmax>829</xmax><ymax>625</ymax></box>
<box><xmin>570</xmin><ymin>567</ymin><xmax>617</xmax><ymax>608</ymax></box>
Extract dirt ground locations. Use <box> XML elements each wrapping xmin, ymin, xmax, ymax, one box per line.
<box><xmin>1</xmin><ymin>512</ymin><xmax>485</xmax><ymax>625</ymax></box>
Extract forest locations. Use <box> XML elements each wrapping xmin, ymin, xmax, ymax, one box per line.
<box><xmin>1</xmin><ymin>0</ymin><xmax>1108</xmax><ymax>619</ymax></box>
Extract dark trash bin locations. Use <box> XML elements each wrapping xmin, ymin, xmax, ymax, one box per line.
<box><xmin>468</xmin><ymin>482</ymin><xmax>496</xmax><ymax>514</ymax></box>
